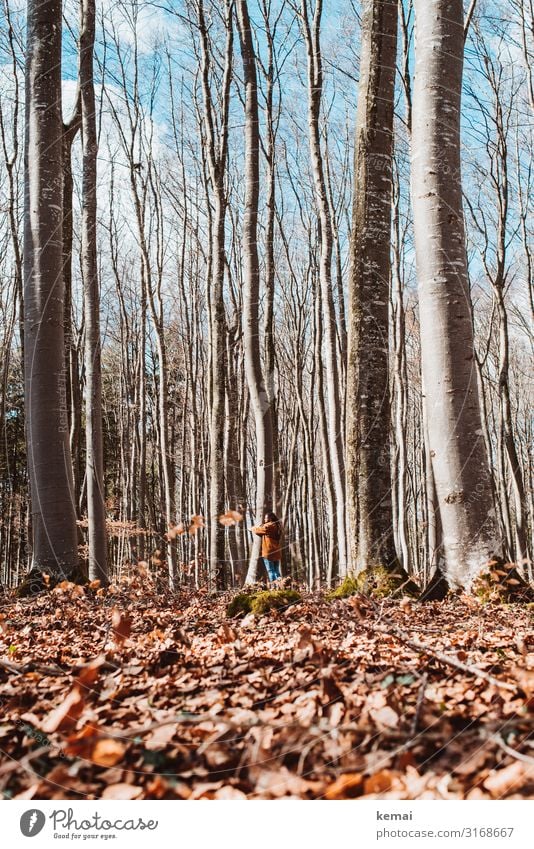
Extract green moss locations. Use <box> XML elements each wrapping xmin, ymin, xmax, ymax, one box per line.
<box><xmin>250</xmin><ymin>589</ymin><xmax>301</xmax><ymax>615</ymax></box>
<box><xmin>327</xmin><ymin>566</ymin><xmax>419</xmax><ymax>601</ymax></box>
<box><xmin>326</xmin><ymin>576</ymin><xmax>360</xmax><ymax>600</ymax></box>
<box><xmin>226</xmin><ymin>588</ymin><xmax>301</xmax><ymax>617</ymax></box>
<box><xmin>358</xmin><ymin>565</ymin><xmax>418</xmax><ymax>598</ymax></box>
<box><xmin>226</xmin><ymin>592</ymin><xmax>254</xmax><ymax>618</ymax></box>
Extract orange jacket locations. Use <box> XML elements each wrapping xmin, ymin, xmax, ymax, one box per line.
<box><xmin>252</xmin><ymin>521</ymin><xmax>282</xmax><ymax>562</ymax></box>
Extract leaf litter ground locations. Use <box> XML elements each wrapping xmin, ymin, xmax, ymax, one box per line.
<box><xmin>0</xmin><ymin>572</ymin><xmax>533</xmax><ymax>800</ymax></box>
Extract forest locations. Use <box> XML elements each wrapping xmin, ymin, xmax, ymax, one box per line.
<box><xmin>0</xmin><ymin>0</ymin><xmax>533</xmax><ymax>802</ymax></box>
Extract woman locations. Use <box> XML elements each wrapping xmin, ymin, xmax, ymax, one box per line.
<box><xmin>251</xmin><ymin>512</ymin><xmax>283</xmax><ymax>583</ymax></box>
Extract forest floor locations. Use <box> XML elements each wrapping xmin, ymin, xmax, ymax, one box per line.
<box><xmin>0</xmin><ymin>570</ymin><xmax>533</xmax><ymax>800</ymax></box>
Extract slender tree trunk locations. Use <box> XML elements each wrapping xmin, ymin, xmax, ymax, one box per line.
<box><xmin>261</xmin><ymin>1</ymin><xmax>280</xmax><ymax>514</ymax></box>
<box><xmin>301</xmin><ymin>0</ymin><xmax>347</xmax><ymax>577</ymax></box>
<box><xmin>391</xmin><ymin>170</ymin><xmax>410</xmax><ymax>572</ymax></box>
<box><xmin>23</xmin><ymin>0</ymin><xmax>78</xmax><ymax>577</ymax></box>
<box><xmin>62</xmin><ymin>132</ymin><xmax>83</xmax><ymax>514</ymax></box>
<box><xmin>346</xmin><ymin>0</ymin><xmax>399</xmax><ymax>573</ymax></box>
<box><xmin>197</xmin><ymin>0</ymin><xmax>233</xmax><ymax>589</ymax></box>
<box><xmin>237</xmin><ymin>0</ymin><xmax>275</xmax><ymax>585</ymax></box>
<box><xmin>412</xmin><ymin>0</ymin><xmax>499</xmax><ymax>587</ymax></box>
<box><xmin>80</xmin><ymin>0</ymin><xmax>107</xmax><ymax>583</ymax></box>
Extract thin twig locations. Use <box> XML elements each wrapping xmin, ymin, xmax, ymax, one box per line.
<box><xmin>368</xmin><ymin>618</ymin><xmax>517</xmax><ymax>692</ymax></box>
<box><xmin>491</xmin><ymin>734</ymin><xmax>534</xmax><ymax>767</ymax></box>
<box><xmin>410</xmin><ymin>672</ymin><xmax>428</xmax><ymax>736</ymax></box>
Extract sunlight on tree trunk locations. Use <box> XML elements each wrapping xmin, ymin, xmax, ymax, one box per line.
<box><xmin>23</xmin><ymin>0</ymin><xmax>78</xmax><ymax>578</ymax></box>
<box><xmin>412</xmin><ymin>0</ymin><xmax>499</xmax><ymax>588</ymax></box>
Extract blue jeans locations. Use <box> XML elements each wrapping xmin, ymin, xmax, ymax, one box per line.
<box><xmin>263</xmin><ymin>558</ymin><xmax>281</xmax><ymax>582</ymax></box>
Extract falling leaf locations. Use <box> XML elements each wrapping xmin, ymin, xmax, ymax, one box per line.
<box><xmin>166</xmin><ymin>523</ymin><xmax>185</xmax><ymax>541</ymax></box>
<box><xmin>219</xmin><ymin>510</ymin><xmax>243</xmax><ymax>527</ymax></box>
<box><xmin>188</xmin><ymin>515</ymin><xmax>205</xmax><ymax>535</ymax></box>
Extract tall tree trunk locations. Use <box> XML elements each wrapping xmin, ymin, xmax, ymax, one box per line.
<box><xmin>23</xmin><ymin>0</ymin><xmax>78</xmax><ymax>577</ymax></box>
<box><xmin>411</xmin><ymin>0</ymin><xmax>499</xmax><ymax>588</ymax></box>
<box><xmin>346</xmin><ymin>0</ymin><xmax>399</xmax><ymax>573</ymax></box>
<box><xmin>237</xmin><ymin>0</ymin><xmax>275</xmax><ymax>585</ymax></box>
<box><xmin>197</xmin><ymin>0</ymin><xmax>233</xmax><ymax>589</ymax></box>
<box><xmin>80</xmin><ymin>0</ymin><xmax>108</xmax><ymax>583</ymax></box>
<box><xmin>301</xmin><ymin>0</ymin><xmax>347</xmax><ymax>577</ymax></box>
<box><xmin>261</xmin><ymin>0</ymin><xmax>280</xmax><ymax>515</ymax></box>
<box><xmin>62</xmin><ymin>130</ymin><xmax>83</xmax><ymax>515</ymax></box>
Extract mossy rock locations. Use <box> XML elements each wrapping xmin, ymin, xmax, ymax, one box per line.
<box><xmin>226</xmin><ymin>588</ymin><xmax>301</xmax><ymax>617</ymax></box>
<box><xmin>250</xmin><ymin>589</ymin><xmax>301</xmax><ymax>615</ymax></box>
<box><xmin>471</xmin><ymin>561</ymin><xmax>534</xmax><ymax>604</ymax></box>
<box><xmin>327</xmin><ymin>566</ymin><xmax>419</xmax><ymax>601</ymax></box>
<box><xmin>226</xmin><ymin>592</ymin><xmax>255</xmax><ymax>618</ymax></box>
<box><xmin>326</xmin><ymin>575</ymin><xmax>360</xmax><ymax>601</ymax></box>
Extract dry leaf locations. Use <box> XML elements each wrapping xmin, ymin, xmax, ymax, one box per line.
<box><xmin>363</xmin><ymin>769</ymin><xmax>395</xmax><ymax>795</ymax></box>
<box><xmin>324</xmin><ymin>773</ymin><xmax>363</xmax><ymax>799</ymax></box>
<box><xmin>111</xmin><ymin>608</ymin><xmax>132</xmax><ymax>647</ymax></box>
<box><xmin>102</xmin><ymin>783</ymin><xmax>142</xmax><ymax>800</ymax></box>
<box><xmin>483</xmin><ymin>761</ymin><xmax>529</xmax><ymax>798</ymax></box>
<box><xmin>42</xmin><ymin>688</ymin><xmax>85</xmax><ymax>734</ymax></box>
<box><xmin>188</xmin><ymin>514</ymin><xmax>205</xmax><ymax>535</ymax></box>
<box><xmin>219</xmin><ymin>511</ymin><xmax>243</xmax><ymax>527</ymax></box>
<box><xmin>370</xmin><ymin>705</ymin><xmax>399</xmax><ymax>730</ymax></box>
<box><xmin>90</xmin><ymin>738</ymin><xmax>126</xmax><ymax>767</ymax></box>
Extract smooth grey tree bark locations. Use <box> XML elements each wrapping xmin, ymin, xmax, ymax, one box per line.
<box><xmin>236</xmin><ymin>0</ymin><xmax>275</xmax><ymax>585</ymax></box>
<box><xmin>23</xmin><ymin>0</ymin><xmax>78</xmax><ymax>577</ymax></box>
<box><xmin>300</xmin><ymin>0</ymin><xmax>347</xmax><ymax>577</ymax></box>
<box><xmin>197</xmin><ymin>0</ymin><xmax>233</xmax><ymax>589</ymax></box>
<box><xmin>80</xmin><ymin>0</ymin><xmax>108</xmax><ymax>583</ymax></box>
<box><xmin>411</xmin><ymin>0</ymin><xmax>499</xmax><ymax>588</ymax></box>
<box><xmin>346</xmin><ymin>0</ymin><xmax>399</xmax><ymax>574</ymax></box>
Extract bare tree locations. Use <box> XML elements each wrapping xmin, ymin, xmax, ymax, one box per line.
<box><xmin>411</xmin><ymin>0</ymin><xmax>499</xmax><ymax>588</ymax></box>
<box><xmin>196</xmin><ymin>0</ymin><xmax>234</xmax><ymax>587</ymax></box>
<box><xmin>80</xmin><ymin>0</ymin><xmax>107</xmax><ymax>582</ymax></box>
<box><xmin>300</xmin><ymin>0</ymin><xmax>347</xmax><ymax>577</ymax></box>
<box><xmin>346</xmin><ymin>0</ymin><xmax>399</xmax><ymax>575</ymax></box>
<box><xmin>236</xmin><ymin>0</ymin><xmax>276</xmax><ymax>584</ymax></box>
<box><xmin>23</xmin><ymin>0</ymin><xmax>78</xmax><ymax>578</ymax></box>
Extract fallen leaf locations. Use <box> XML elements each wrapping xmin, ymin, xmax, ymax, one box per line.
<box><xmin>111</xmin><ymin>608</ymin><xmax>132</xmax><ymax>647</ymax></box>
<box><xmin>90</xmin><ymin>738</ymin><xmax>126</xmax><ymax>767</ymax></box>
<box><xmin>324</xmin><ymin>773</ymin><xmax>363</xmax><ymax>799</ymax></box>
<box><xmin>370</xmin><ymin>705</ymin><xmax>399</xmax><ymax>730</ymax></box>
<box><xmin>363</xmin><ymin>769</ymin><xmax>395</xmax><ymax>795</ymax></box>
<box><xmin>42</xmin><ymin>688</ymin><xmax>85</xmax><ymax>734</ymax></box>
<box><xmin>102</xmin><ymin>783</ymin><xmax>142</xmax><ymax>800</ymax></box>
<box><xmin>483</xmin><ymin>761</ymin><xmax>529</xmax><ymax>798</ymax></box>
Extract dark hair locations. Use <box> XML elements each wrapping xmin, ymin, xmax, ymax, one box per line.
<box><xmin>264</xmin><ymin>511</ymin><xmax>279</xmax><ymax>523</ymax></box>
